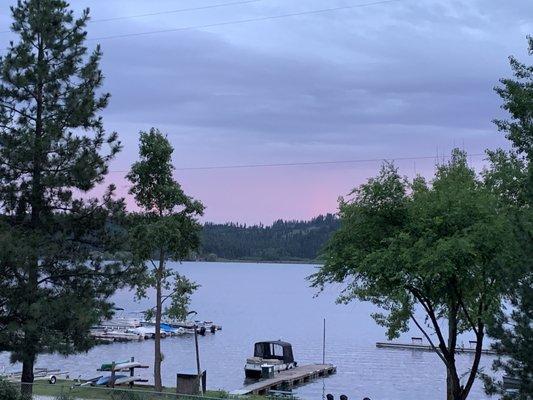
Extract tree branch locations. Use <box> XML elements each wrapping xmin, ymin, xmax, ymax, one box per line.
<box><xmin>461</xmin><ymin>321</ymin><xmax>485</xmax><ymax>399</ymax></box>
<box><xmin>410</xmin><ymin>313</ymin><xmax>450</xmax><ymax>368</ymax></box>
<box><xmin>408</xmin><ymin>286</ymin><xmax>451</xmax><ymax>359</ymax></box>
<box><xmin>458</xmin><ymin>296</ymin><xmax>479</xmax><ymax>336</ymax></box>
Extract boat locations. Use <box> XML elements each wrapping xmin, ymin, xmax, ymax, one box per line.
<box><xmin>162</xmin><ymin>319</ymin><xmax>222</xmax><ymax>333</ymax></box>
<box><xmin>127</xmin><ymin>326</ymin><xmax>167</xmax><ymax>339</ymax></box>
<box><xmin>90</xmin><ymin>329</ymin><xmax>144</xmax><ymax>342</ymax></box>
<box><xmin>99</xmin><ymin>361</ymin><xmax>142</xmax><ymax>372</ymax></box>
<box><xmin>114</xmin><ymin>376</ymin><xmax>138</xmax><ymax>386</ymax></box>
<box><xmin>244</xmin><ymin>341</ymin><xmax>297</xmax><ymax>379</ymax></box>
<box><xmin>78</xmin><ymin>376</ymin><xmax>103</xmax><ymax>387</ymax></box>
<box><xmin>96</xmin><ymin>374</ymin><xmax>127</xmax><ymax>386</ymax></box>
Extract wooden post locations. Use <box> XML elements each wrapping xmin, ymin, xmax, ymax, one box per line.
<box><xmin>110</xmin><ymin>361</ymin><xmax>115</xmax><ymax>388</ymax></box>
<box><xmin>129</xmin><ymin>357</ymin><xmax>134</xmax><ymax>388</ymax></box>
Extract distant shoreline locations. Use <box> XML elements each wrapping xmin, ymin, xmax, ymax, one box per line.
<box><xmin>191</xmin><ymin>258</ymin><xmax>323</xmax><ymax>265</ymax></box>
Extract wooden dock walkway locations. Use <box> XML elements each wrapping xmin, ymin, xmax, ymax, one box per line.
<box><xmin>376</xmin><ymin>342</ymin><xmax>497</xmax><ymax>355</ymax></box>
<box><xmin>230</xmin><ymin>364</ymin><xmax>337</xmax><ymax>395</ymax></box>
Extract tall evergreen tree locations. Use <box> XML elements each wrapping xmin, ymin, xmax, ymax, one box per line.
<box><xmin>0</xmin><ymin>0</ymin><xmax>136</xmax><ymax>394</ymax></box>
<box><xmin>127</xmin><ymin>128</ymin><xmax>204</xmax><ymax>392</ymax></box>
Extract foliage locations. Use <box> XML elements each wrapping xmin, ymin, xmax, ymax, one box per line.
<box><xmin>0</xmin><ymin>0</ymin><xmax>139</xmax><ymax>394</ymax></box>
<box><xmin>482</xmin><ymin>36</ymin><xmax>533</xmax><ymax>399</ymax></box>
<box><xmin>311</xmin><ymin>150</ymin><xmax>523</xmax><ymax>400</ymax></box>
<box><xmin>200</xmin><ymin>214</ymin><xmax>339</xmax><ymax>261</ymax></box>
<box><xmin>0</xmin><ymin>378</ymin><xmax>24</xmax><ymax>400</ymax></box>
<box><xmin>127</xmin><ymin>128</ymin><xmax>204</xmax><ymax>391</ymax></box>
<box><xmin>493</xmin><ymin>36</ymin><xmax>533</xmax><ymax>161</ymax></box>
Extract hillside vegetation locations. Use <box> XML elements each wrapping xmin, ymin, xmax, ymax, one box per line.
<box><xmin>199</xmin><ymin>214</ymin><xmax>339</xmax><ymax>262</ymax></box>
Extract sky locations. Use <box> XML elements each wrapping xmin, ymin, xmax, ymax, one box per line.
<box><xmin>1</xmin><ymin>0</ymin><xmax>531</xmax><ymax>224</ymax></box>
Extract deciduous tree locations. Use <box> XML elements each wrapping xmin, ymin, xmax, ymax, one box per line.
<box><xmin>311</xmin><ymin>150</ymin><xmax>523</xmax><ymax>400</ymax></box>
<box><xmin>127</xmin><ymin>128</ymin><xmax>204</xmax><ymax>391</ymax></box>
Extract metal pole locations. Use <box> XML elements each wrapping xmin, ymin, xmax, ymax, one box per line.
<box><xmin>322</xmin><ymin>318</ymin><xmax>326</xmax><ymax>364</ymax></box>
<box><xmin>194</xmin><ymin>325</ymin><xmax>202</xmax><ymax>394</ymax></box>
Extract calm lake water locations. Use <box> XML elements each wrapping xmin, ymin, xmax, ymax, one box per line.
<box><xmin>1</xmin><ymin>262</ymin><xmax>495</xmax><ymax>400</ymax></box>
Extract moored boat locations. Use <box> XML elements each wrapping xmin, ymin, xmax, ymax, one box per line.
<box><xmin>244</xmin><ymin>341</ymin><xmax>297</xmax><ymax>379</ymax></box>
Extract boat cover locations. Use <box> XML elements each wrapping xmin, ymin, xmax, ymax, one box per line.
<box><xmin>253</xmin><ymin>341</ymin><xmax>294</xmax><ymax>363</ymax></box>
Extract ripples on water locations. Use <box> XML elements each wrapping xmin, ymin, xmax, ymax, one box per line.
<box><xmin>0</xmin><ymin>262</ymin><xmax>494</xmax><ymax>400</ymax></box>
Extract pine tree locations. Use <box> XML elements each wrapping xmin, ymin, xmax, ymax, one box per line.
<box><xmin>0</xmin><ymin>1</ymin><xmax>135</xmax><ymax>395</ymax></box>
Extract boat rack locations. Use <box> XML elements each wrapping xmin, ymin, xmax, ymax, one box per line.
<box><xmin>96</xmin><ymin>357</ymin><xmax>149</xmax><ymax>388</ymax></box>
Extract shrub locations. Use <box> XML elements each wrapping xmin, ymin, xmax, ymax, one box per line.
<box><xmin>0</xmin><ymin>378</ymin><xmax>23</xmax><ymax>400</ymax></box>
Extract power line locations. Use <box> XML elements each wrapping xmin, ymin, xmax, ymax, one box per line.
<box><xmin>107</xmin><ymin>153</ymin><xmax>487</xmax><ymax>173</ymax></box>
<box><xmin>91</xmin><ymin>0</ymin><xmax>263</xmax><ymax>23</ymax></box>
<box><xmin>0</xmin><ymin>0</ymin><xmax>263</xmax><ymax>34</ymax></box>
<box><xmin>87</xmin><ymin>0</ymin><xmax>402</xmax><ymax>42</ymax></box>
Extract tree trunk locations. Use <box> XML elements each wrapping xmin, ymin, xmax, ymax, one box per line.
<box><xmin>461</xmin><ymin>323</ymin><xmax>485</xmax><ymax>399</ymax></box>
<box><xmin>446</xmin><ymin>303</ymin><xmax>462</xmax><ymax>400</ymax></box>
<box><xmin>20</xmin><ymin>355</ymin><xmax>35</xmax><ymax>396</ymax></box>
<box><xmin>154</xmin><ymin>250</ymin><xmax>164</xmax><ymax>392</ymax></box>
<box><xmin>21</xmin><ymin>7</ymin><xmax>44</xmax><ymax>395</ymax></box>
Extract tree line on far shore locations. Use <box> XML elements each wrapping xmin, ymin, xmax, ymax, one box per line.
<box><xmin>197</xmin><ymin>214</ymin><xmax>339</xmax><ymax>262</ymax></box>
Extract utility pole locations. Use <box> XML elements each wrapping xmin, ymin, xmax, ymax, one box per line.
<box><xmin>322</xmin><ymin>318</ymin><xmax>326</xmax><ymax>364</ymax></box>
<box><xmin>194</xmin><ymin>326</ymin><xmax>201</xmax><ymax>378</ymax></box>
<box><xmin>188</xmin><ymin>310</ymin><xmax>202</xmax><ymax>395</ymax></box>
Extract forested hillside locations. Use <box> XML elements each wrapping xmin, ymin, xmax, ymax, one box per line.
<box><xmin>198</xmin><ymin>214</ymin><xmax>339</xmax><ymax>262</ymax></box>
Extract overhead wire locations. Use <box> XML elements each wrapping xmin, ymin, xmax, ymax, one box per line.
<box><xmin>107</xmin><ymin>153</ymin><xmax>487</xmax><ymax>173</ymax></box>
<box><xmin>0</xmin><ymin>0</ymin><xmax>264</xmax><ymax>34</ymax></box>
<box><xmin>86</xmin><ymin>0</ymin><xmax>402</xmax><ymax>41</ymax></box>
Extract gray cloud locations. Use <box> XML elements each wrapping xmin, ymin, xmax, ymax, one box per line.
<box><xmin>1</xmin><ymin>0</ymin><xmax>530</xmax><ymax>221</ymax></box>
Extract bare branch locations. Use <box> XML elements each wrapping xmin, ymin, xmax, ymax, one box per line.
<box><xmin>410</xmin><ymin>313</ymin><xmax>450</xmax><ymax>368</ymax></box>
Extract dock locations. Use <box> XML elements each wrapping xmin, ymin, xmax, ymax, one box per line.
<box><xmin>376</xmin><ymin>342</ymin><xmax>497</xmax><ymax>355</ymax></box>
<box><xmin>230</xmin><ymin>364</ymin><xmax>336</xmax><ymax>396</ymax></box>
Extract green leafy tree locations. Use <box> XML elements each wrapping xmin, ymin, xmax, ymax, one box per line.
<box><xmin>0</xmin><ymin>0</ymin><xmax>137</xmax><ymax>395</ymax></box>
<box><xmin>311</xmin><ymin>150</ymin><xmax>523</xmax><ymax>400</ymax></box>
<box><xmin>127</xmin><ymin>128</ymin><xmax>204</xmax><ymax>391</ymax></box>
<box><xmin>482</xmin><ymin>36</ymin><xmax>533</xmax><ymax>399</ymax></box>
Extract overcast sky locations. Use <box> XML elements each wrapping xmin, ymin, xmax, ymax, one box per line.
<box><xmin>1</xmin><ymin>0</ymin><xmax>531</xmax><ymax>224</ymax></box>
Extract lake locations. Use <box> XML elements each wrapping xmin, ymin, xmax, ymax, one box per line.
<box><xmin>0</xmin><ymin>262</ymin><xmax>495</xmax><ymax>400</ymax></box>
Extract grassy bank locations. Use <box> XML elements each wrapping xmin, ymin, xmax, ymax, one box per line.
<box><xmin>30</xmin><ymin>380</ymin><xmax>277</xmax><ymax>400</ymax></box>
<box><xmin>31</xmin><ymin>380</ymin><xmax>231</xmax><ymax>399</ymax></box>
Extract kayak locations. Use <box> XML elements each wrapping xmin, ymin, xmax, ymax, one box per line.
<box><xmin>99</xmin><ymin>361</ymin><xmax>129</xmax><ymax>371</ymax></box>
<box><xmin>113</xmin><ymin>361</ymin><xmax>142</xmax><ymax>371</ymax></box>
<box><xmin>115</xmin><ymin>376</ymin><xmax>137</xmax><ymax>385</ymax></box>
<box><xmin>96</xmin><ymin>375</ymin><xmax>127</xmax><ymax>386</ymax></box>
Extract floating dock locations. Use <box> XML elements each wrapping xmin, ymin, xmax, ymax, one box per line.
<box><xmin>376</xmin><ymin>342</ymin><xmax>497</xmax><ymax>355</ymax></box>
<box><xmin>230</xmin><ymin>364</ymin><xmax>336</xmax><ymax>396</ymax></box>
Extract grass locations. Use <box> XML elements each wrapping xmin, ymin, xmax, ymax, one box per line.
<box><xmin>30</xmin><ymin>380</ymin><xmax>233</xmax><ymax>400</ymax></box>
